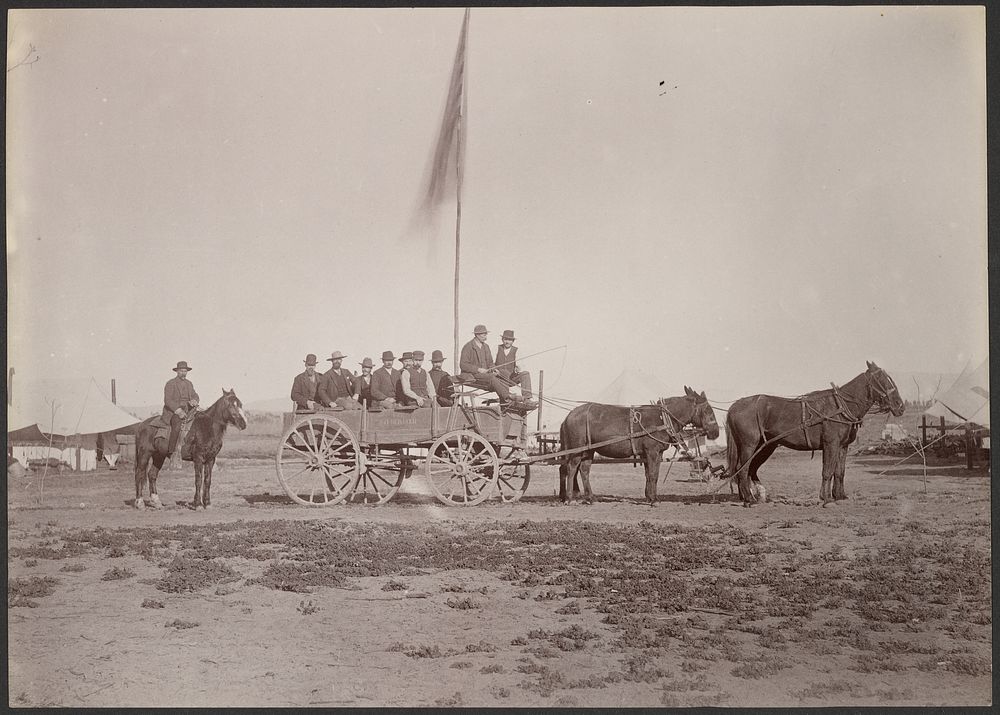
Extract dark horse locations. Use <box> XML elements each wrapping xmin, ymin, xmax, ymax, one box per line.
<box><xmin>559</xmin><ymin>387</ymin><xmax>720</xmax><ymax>504</ymax></box>
<box><xmin>726</xmin><ymin>361</ymin><xmax>903</xmax><ymax>505</ymax></box>
<box><xmin>134</xmin><ymin>389</ymin><xmax>247</xmax><ymax>510</ymax></box>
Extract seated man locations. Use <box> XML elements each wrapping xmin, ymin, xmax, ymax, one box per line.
<box><xmin>428</xmin><ymin>350</ymin><xmax>455</xmax><ymax>407</ymax></box>
<box><xmin>371</xmin><ymin>351</ymin><xmax>399</xmax><ymax>409</ymax></box>
<box><xmin>397</xmin><ymin>350</ymin><xmax>431</xmax><ymax>407</ymax></box>
<box><xmin>318</xmin><ymin>351</ymin><xmax>360</xmax><ymax>410</ymax></box>
<box><xmin>494</xmin><ymin>329</ymin><xmax>534</xmax><ymax>401</ymax></box>
<box><xmin>394</xmin><ymin>352</ymin><xmax>417</xmax><ymax>406</ymax></box>
<box><xmin>290</xmin><ymin>353</ymin><xmax>321</xmax><ymax>412</ymax></box>
<box><xmin>353</xmin><ymin>357</ymin><xmax>375</xmax><ymax>408</ymax></box>
<box><xmin>458</xmin><ymin>325</ymin><xmax>510</xmax><ymax>404</ymax></box>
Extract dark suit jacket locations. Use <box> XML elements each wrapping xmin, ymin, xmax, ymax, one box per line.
<box><xmin>290</xmin><ymin>370</ymin><xmax>320</xmax><ymax>407</ymax></box>
<box><xmin>318</xmin><ymin>368</ymin><xmax>355</xmax><ymax>405</ymax></box>
<box><xmin>459</xmin><ymin>339</ymin><xmax>494</xmax><ymax>377</ymax></box>
<box><xmin>353</xmin><ymin>373</ymin><xmax>373</xmax><ymax>405</ymax></box>
<box><xmin>371</xmin><ymin>366</ymin><xmax>400</xmax><ymax>402</ymax></box>
<box><xmin>429</xmin><ymin>368</ymin><xmax>455</xmax><ymax>405</ymax></box>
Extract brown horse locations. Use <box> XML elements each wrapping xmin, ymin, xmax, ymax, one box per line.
<box><xmin>134</xmin><ymin>389</ymin><xmax>247</xmax><ymax>510</ymax></box>
<box><xmin>558</xmin><ymin>387</ymin><xmax>720</xmax><ymax>504</ymax></box>
<box><xmin>725</xmin><ymin>361</ymin><xmax>903</xmax><ymax>505</ymax></box>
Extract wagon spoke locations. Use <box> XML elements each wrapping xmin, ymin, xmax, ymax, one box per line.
<box><xmin>277</xmin><ymin>416</ymin><xmax>359</xmax><ymax>507</ymax></box>
<box><xmin>425</xmin><ymin>430</ymin><xmax>498</xmax><ymax>507</ymax></box>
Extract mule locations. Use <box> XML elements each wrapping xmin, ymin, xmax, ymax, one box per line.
<box><xmin>725</xmin><ymin>361</ymin><xmax>903</xmax><ymax>505</ymax></box>
<box><xmin>134</xmin><ymin>389</ymin><xmax>247</xmax><ymax>510</ymax></box>
<box><xmin>558</xmin><ymin>386</ymin><xmax>720</xmax><ymax>504</ymax></box>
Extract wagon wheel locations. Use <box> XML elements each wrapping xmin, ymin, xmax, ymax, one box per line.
<box><xmin>349</xmin><ymin>448</ymin><xmax>410</xmax><ymax>505</ymax></box>
<box><xmin>425</xmin><ymin>430</ymin><xmax>499</xmax><ymax>506</ymax></box>
<box><xmin>496</xmin><ymin>462</ymin><xmax>531</xmax><ymax>503</ymax></box>
<box><xmin>275</xmin><ymin>414</ymin><xmax>360</xmax><ymax>506</ymax></box>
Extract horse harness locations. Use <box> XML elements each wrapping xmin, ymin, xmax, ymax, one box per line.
<box><xmin>580</xmin><ymin>403</ymin><xmax>687</xmax><ymax>459</ymax></box>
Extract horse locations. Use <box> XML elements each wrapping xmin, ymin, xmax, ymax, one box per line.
<box><xmin>558</xmin><ymin>386</ymin><xmax>720</xmax><ymax>504</ymax></box>
<box><xmin>725</xmin><ymin>361</ymin><xmax>903</xmax><ymax>506</ymax></box>
<box><xmin>134</xmin><ymin>389</ymin><xmax>247</xmax><ymax>511</ymax></box>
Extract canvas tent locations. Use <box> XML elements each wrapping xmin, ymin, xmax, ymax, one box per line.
<box><xmin>7</xmin><ymin>377</ymin><xmax>141</xmax><ymax>471</ymax></box>
<box><xmin>923</xmin><ymin>359</ymin><xmax>990</xmax><ymax>429</ymax></box>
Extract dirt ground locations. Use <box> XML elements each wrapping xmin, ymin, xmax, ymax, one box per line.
<box><xmin>7</xmin><ymin>440</ymin><xmax>992</xmax><ymax>708</ymax></box>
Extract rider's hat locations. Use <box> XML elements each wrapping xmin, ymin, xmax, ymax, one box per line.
<box><xmin>412</xmin><ymin>350</ymin><xmax>425</xmax><ymax>361</ymax></box>
<box><xmin>400</xmin><ymin>351</ymin><xmax>414</xmax><ymax>361</ymax></box>
<box><xmin>304</xmin><ymin>354</ymin><xmax>318</xmax><ymax>366</ymax></box>
<box><xmin>381</xmin><ymin>351</ymin><xmax>395</xmax><ymax>362</ymax></box>
<box><xmin>173</xmin><ymin>361</ymin><xmax>192</xmax><ymax>372</ymax></box>
<box><xmin>431</xmin><ymin>350</ymin><xmax>446</xmax><ymax>362</ymax></box>
<box><xmin>473</xmin><ymin>324</ymin><xmax>488</xmax><ymax>335</ymax></box>
<box><xmin>327</xmin><ymin>351</ymin><xmax>347</xmax><ymax>361</ymax></box>
<box><xmin>501</xmin><ymin>330</ymin><xmax>515</xmax><ymax>341</ymax></box>
<box><xmin>359</xmin><ymin>357</ymin><xmax>374</xmax><ymax>368</ymax></box>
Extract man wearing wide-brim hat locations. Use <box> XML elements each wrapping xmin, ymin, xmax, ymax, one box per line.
<box><xmin>371</xmin><ymin>350</ymin><xmax>400</xmax><ymax>409</ymax></box>
<box><xmin>458</xmin><ymin>324</ymin><xmax>512</xmax><ymax>405</ymax></box>
<box><xmin>318</xmin><ymin>351</ymin><xmax>360</xmax><ymax>410</ymax></box>
<box><xmin>353</xmin><ymin>357</ymin><xmax>375</xmax><ymax>407</ymax></box>
<box><xmin>429</xmin><ymin>350</ymin><xmax>456</xmax><ymax>407</ymax></box>
<box><xmin>495</xmin><ymin>329</ymin><xmax>535</xmax><ymax>407</ymax></box>
<box><xmin>290</xmin><ymin>354</ymin><xmax>321</xmax><ymax>412</ymax></box>
<box><xmin>162</xmin><ymin>361</ymin><xmax>199</xmax><ymax>456</ymax></box>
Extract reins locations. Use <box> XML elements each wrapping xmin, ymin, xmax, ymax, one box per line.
<box><xmin>727</xmin><ymin>369</ymin><xmax>896</xmax><ymax>480</ymax></box>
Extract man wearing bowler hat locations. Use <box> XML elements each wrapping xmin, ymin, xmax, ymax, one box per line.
<box><xmin>290</xmin><ymin>354</ymin><xmax>321</xmax><ymax>412</ymax></box>
<box><xmin>318</xmin><ymin>351</ymin><xmax>360</xmax><ymax>410</ymax></box>
<box><xmin>459</xmin><ymin>324</ymin><xmax>511</xmax><ymax>404</ymax></box>
<box><xmin>429</xmin><ymin>350</ymin><xmax>455</xmax><ymax>407</ymax></box>
<box><xmin>495</xmin><ymin>329</ymin><xmax>534</xmax><ymax>403</ymax></box>
<box><xmin>398</xmin><ymin>350</ymin><xmax>431</xmax><ymax>407</ymax></box>
<box><xmin>162</xmin><ymin>361</ymin><xmax>199</xmax><ymax>457</ymax></box>
<box><xmin>371</xmin><ymin>351</ymin><xmax>400</xmax><ymax>408</ymax></box>
<box><xmin>353</xmin><ymin>357</ymin><xmax>375</xmax><ymax>407</ymax></box>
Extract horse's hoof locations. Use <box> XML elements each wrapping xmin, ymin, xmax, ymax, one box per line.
<box><xmin>148</xmin><ymin>495</ymin><xmax>163</xmax><ymax>510</ymax></box>
<box><xmin>134</xmin><ymin>498</ymin><xmax>145</xmax><ymax>510</ymax></box>
<box><xmin>821</xmin><ymin>500</ymin><xmax>835</xmax><ymax>508</ymax></box>
<box><xmin>203</xmin><ymin>504</ymin><xmax>213</xmax><ymax>510</ymax></box>
<box><xmin>194</xmin><ymin>504</ymin><xmax>205</xmax><ymax>512</ymax></box>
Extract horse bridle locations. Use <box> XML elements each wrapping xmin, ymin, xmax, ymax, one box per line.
<box><xmin>866</xmin><ymin>368</ymin><xmax>899</xmax><ymax>414</ymax></box>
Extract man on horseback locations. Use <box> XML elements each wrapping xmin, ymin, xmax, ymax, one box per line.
<box><xmin>162</xmin><ymin>361</ymin><xmax>199</xmax><ymax>457</ymax></box>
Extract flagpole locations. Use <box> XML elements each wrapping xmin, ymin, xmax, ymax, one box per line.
<box><xmin>454</xmin><ymin>8</ymin><xmax>469</xmax><ymax>366</ymax></box>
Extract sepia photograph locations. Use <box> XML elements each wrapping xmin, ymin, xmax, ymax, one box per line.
<box><xmin>6</xmin><ymin>5</ymin><xmax>991</xmax><ymax>708</ymax></box>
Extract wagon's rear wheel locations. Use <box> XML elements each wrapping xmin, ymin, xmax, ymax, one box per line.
<box><xmin>425</xmin><ymin>430</ymin><xmax>498</xmax><ymax>506</ymax></box>
<box><xmin>275</xmin><ymin>414</ymin><xmax>360</xmax><ymax>505</ymax></box>
<box><xmin>349</xmin><ymin>449</ymin><xmax>410</xmax><ymax>505</ymax></box>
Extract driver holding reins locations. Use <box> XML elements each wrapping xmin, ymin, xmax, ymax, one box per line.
<box><xmin>162</xmin><ymin>360</ymin><xmax>199</xmax><ymax>457</ymax></box>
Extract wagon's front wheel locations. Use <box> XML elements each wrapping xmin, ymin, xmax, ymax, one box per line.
<box><xmin>275</xmin><ymin>414</ymin><xmax>360</xmax><ymax>506</ymax></box>
<box><xmin>425</xmin><ymin>430</ymin><xmax>498</xmax><ymax>506</ymax></box>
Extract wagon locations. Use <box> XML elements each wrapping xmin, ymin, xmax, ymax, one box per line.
<box><xmin>275</xmin><ymin>387</ymin><xmax>533</xmax><ymax>506</ymax></box>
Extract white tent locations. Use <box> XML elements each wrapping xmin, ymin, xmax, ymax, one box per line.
<box><xmin>8</xmin><ymin>378</ymin><xmax>141</xmax><ymax>470</ymax></box>
<box><xmin>923</xmin><ymin>359</ymin><xmax>990</xmax><ymax>429</ymax></box>
<box><xmin>8</xmin><ymin>377</ymin><xmax>140</xmax><ymax>435</ymax></box>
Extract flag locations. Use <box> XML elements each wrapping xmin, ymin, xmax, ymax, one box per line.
<box><xmin>419</xmin><ymin>8</ymin><xmax>470</xmax><ymax>214</ymax></box>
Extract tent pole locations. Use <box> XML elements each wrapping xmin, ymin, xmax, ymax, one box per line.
<box><xmin>111</xmin><ymin>379</ymin><xmax>117</xmax><ymax>404</ymax></box>
<box><xmin>7</xmin><ymin>367</ymin><xmax>14</xmax><ymax>406</ymax></box>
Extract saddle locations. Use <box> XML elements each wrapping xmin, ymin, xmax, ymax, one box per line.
<box><xmin>150</xmin><ymin>414</ymin><xmax>196</xmax><ymax>459</ymax></box>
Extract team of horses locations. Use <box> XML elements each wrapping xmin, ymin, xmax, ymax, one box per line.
<box><xmin>131</xmin><ymin>362</ymin><xmax>902</xmax><ymax>510</ymax></box>
<box><xmin>558</xmin><ymin>361</ymin><xmax>902</xmax><ymax>506</ymax></box>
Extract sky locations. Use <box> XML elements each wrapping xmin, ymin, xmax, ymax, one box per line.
<box><xmin>6</xmin><ymin>7</ymin><xmax>988</xmax><ymax>423</ymax></box>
